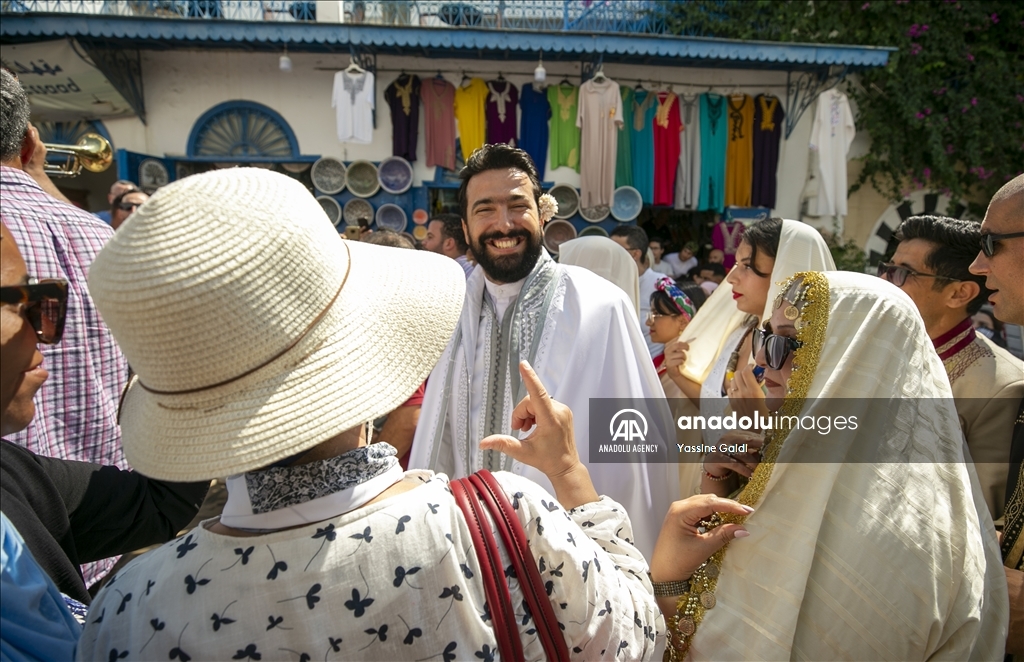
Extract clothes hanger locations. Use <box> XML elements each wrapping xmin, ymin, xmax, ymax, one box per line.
<box><xmin>496</xmin><ymin>71</ymin><xmax>505</xmax><ymax>82</ymax></box>
<box><xmin>461</xmin><ymin>71</ymin><xmax>471</xmax><ymax>87</ymax></box>
<box><xmin>592</xmin><ymin>66</ymin><xmax>606</xmax><ymax>83</ymax></box>
<box><xmin>634</xmin><ymin>79</ymin><xmax>644</xmax><ymax>91</ymax></box>
<box><xmin>559</xmin><ymin>73</ymin><xmax>572</xmax><ymax>86</ymax></box>
<box><xmin>344</xmin><ymin>57</ymin><xmax>364</xmax><ymax>74</ymax></box>
<box><xmin>435</xmin><ymin>70</ymin><xmax>444</xmax><ymax>80</ymax></box>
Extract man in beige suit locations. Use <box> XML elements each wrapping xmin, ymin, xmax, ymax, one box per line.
<box><xmin>881</xmin><ymin>214</ymin><xmax>1023</xmax><ymax>519</ymax></box>
<box><xmin>970</xmin><ymin>174</ymin><xmax>1024</xmax><ymax>660</ymax></box>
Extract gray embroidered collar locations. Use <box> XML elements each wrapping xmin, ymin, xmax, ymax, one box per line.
<box><xmin>244</xmin><ymin>444</ymin><xmax>398</xmax><ymax>514</ymax></box>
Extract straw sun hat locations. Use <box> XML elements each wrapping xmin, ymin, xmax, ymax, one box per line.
<box><xmin>89</xmin><ymin>168</ymin><xmax>466</xmax><ymax>482</ymax></box>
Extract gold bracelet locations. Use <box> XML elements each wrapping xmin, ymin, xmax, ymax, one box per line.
<box><xmin>649</xmin><ymin>575</ymin><xmax>691</xmax><ymax>597</ymax></box>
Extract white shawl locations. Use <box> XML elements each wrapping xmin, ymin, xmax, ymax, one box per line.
<box><xmin>690</xmin><ymin>272</ymin><xmax>1008</xmax><ymax>661</ymax></box>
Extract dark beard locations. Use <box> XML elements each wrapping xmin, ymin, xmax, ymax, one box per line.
<box><xmin>470</xmin><ymin>228</ymin><xmax>543</xmax><ymax>284</ymax></box>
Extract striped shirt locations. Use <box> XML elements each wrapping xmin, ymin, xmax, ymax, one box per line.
<box><xmin>1</xmin><ymin>166</ymin><xmax>130</xmax><ymax>585</ymax></box>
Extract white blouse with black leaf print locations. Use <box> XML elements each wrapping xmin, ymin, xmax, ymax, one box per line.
<box><xmin>78</xmin><ymin>471</ymin><xmax>662</xmax><ymax>661</ymax></box>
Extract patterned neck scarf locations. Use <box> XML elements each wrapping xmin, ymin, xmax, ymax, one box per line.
<box><xmin>221</xmin><ymin>443</ymin><xmax>403</xmax><ymax>532</ymax></box>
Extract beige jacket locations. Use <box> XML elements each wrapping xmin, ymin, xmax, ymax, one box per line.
<box><xmin>945</xmin><ymin>332</ymin><xmax>1024</xmax><ymax>519</ymax></box>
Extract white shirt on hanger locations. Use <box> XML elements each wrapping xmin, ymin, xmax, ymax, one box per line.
<box><xmin>332</xmin><ymin>70</ymin><xmax>375</xmax><ymax>144</ymax></box>
<box><xmin>809</xmin><ymin>89</ymin><xmax>855</xmax><ymax>217</ymax></box>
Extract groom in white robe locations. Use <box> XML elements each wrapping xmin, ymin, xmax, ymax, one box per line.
<box><xmin>410</xmin><ymin>145</ymin><xmax>676</xmax><ymax>555</ymax></box>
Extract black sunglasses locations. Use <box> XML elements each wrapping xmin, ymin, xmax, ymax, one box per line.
<box><xmin>876</xmin><ymin>262</ymin><xmax>956</xmax><ymax>288</ymax></box>
<box><xmin>752</xmin><ymin>322</ymin><xmax>803</xmax><ymax>370</ymax></box>
<box><xmin>116</xmin><ymin>201</ymin><xmax>141</xmax><ymax>212</ymax></box>
<box><xmin>0</xmin><ymin>278</ymin><xmax>69</xmax><ymax>344</ymax></box>
<box><xmin>980</xmin><ymin>231</ymin><xmax>1024</xmax><ymax>257</ymax></box>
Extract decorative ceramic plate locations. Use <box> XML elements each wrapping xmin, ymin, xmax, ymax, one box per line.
<box><xmin>413</xmin><ymin>225</ymin><xmax>428</xmax><ymax>241</ymax></box>
<box><xmin>311</xmin><ymin>157</ymin><xmax>347</xmax><ymax>194</ymax></box>
<box><xmin>343</xmin><ymin>198</ymin><xmax>374</xmax><ymax>227</ymax></box>
<box><xmin>316</xmin><ymin>195</ymin><xmax>343</xmax><ymax>227</ymax></box>
<box><xmin>412</xmin><ymin>208</ymin><xmax>429</xmax><ymax>225</ymax></box>
<box><xmin>579</xmin><ymin>203</ymin><xmax>611</xmax><ymax>223</ymax></box>
<box><xmin>610</xmin><ymin>186</ymin><xmax>643</xmax><ymax>221</ymax></box>
<box><xmin>578</xmin><ymin>225</ymin><xmax>609</xmax><ymax>237</ymax></box>
<box><xmin>346</xmin><ymin>160</ymin><xmax>380</xmax><ymax>198</ymax></box>
<box><xmin>548</xmin><ymin>184</ymin><xmax>579</xmax><ymax>219</ymax></box>
<box><xmin>401</xmin><ymin>232</ymin><xmax>417</xmax><ymax>245</ymax></box>
<box><xmin>543</xmin><ymin>219</ymin><xmax>578</xmax><ymax>254</ymax></box>
<box><xmin>378</xmin><ymin>156</ymin><xmax>414</xmax><ymax>195</ymax></box>
<box><xmin>375</xmin><ymin>203</ymin><xmax>408</xmax><ymax>232</ymax></box>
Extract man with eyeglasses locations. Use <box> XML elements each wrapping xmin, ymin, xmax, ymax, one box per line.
<box><xmin>880</xmin><ymin>215</ymin><xmax>1022</xmax><ymax>522</ymax></box>
<box><xmin>970</xmin><ymin>173</ymin><xmax>1024</xmax><ymax>661</ymax></box>
<box><xmin>1</xmin><ymin>68</ymin><xmax>131</xmax><ymax>588</ymax></box>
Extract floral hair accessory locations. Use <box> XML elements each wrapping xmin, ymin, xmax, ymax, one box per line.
<box><xmin>654</xmin><ymin>276</ymin><xmax>696</xmax><ymax>322</ymax></box>
<box><xmin>538</xmin><ymin>193</ymin><xmax>558</xmax><ymax>222</ymax></box>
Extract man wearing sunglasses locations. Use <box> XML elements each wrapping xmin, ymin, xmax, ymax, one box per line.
<box><xmin>970</xmin><ymin>173</ymin><xmax>1024</xmax><ymax>660</ymax></box>
<box><xmin>880</xmin><ymin>215</ymin><xmax>1023</xmax><ymax>525</ymax></box>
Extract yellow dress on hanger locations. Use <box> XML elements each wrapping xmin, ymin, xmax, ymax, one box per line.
<box><xmin>454</xmin><ymin>78</ymin><xmax>489</xmax><ymax>161</ymax></box>
<box><xmin>725</xmin><ymin>94</ymin><xmax>754</xmax><ymax>207</ymax></box>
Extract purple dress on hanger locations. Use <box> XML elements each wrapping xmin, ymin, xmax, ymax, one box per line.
<box><xmin>384</xmin><ymin>74</ymin><xmax>421</xmax><ymax>161</ymax></box>
<box><xmin>751</xmin><ymin>94</ymin><xmax>784</xmax><ymax>209</ymax></box>
<box><xmin>485</xmin><ymin>80</ymin><xmax>518</xmax><ymax>146</ymax></box>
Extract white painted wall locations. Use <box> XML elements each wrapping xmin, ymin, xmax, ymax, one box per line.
<box><xmin>104</xmin><ymin>49</ymin><xmax>838</xmax><ymax>225</ymax></box>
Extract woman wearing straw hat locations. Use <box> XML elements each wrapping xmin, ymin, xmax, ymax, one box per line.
<box><xmin>75</xmin><ymin>168</ymin><xmax>752</xmax><ymax>661</ymax></box>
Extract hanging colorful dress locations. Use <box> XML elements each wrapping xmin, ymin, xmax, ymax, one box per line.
<box><xmin>674</xmin><ymin>94</ymin><xmax>701</xmax><ymax>211</ymax></box>
<box><xmin>576</xmin><ymin>77</ymin><xmax>623</xmax><ymax>210</ymax></box>
<box><xmin>519</xmin><ymin>83</ymin><xmax>551</xmax><ymax>179</ymax></box>
<box><xmin>547</xmin><ymin>83</ymin><xmax>581</xmax><ymax>172</ymax></box>
<box><xmin>421</xmin><ymin>77</ymin><xmax>456</xmax><ymax>170</ymax></box>
<box><xmin>454</xmin><ymin>77</ymin><xmax>488</xmax><ymax>162</ymax></box>
<box><xmin>652</xmin><ymin>91</ymin><xmax>682</xmax><ymax>207</ymax></box>
<box><xmin>752</xmin><ymin>94</ymin><xmax>785</xmax><ymax>209</ymax></box>
<box><xmin>725</xmin><ymin>94</ymin><xmax>754</xmax><ymax>207</ymax></box>
<box><xmin>485</xmin><ymin>80</ymin><xmax>518</xmax><ymax>146</ymax></box>
<box><xmin>384</xmin><ymin>73</ymin><xmax>421</xmax><ymax>162</ymax></box>
<box><xmin>630</xmin><ymin>89</ymin><xmax>657</xmax><ymax>204</ymax></box>
<box><xmin>698</xmin><ymin>93</ymin><xmax>727</xmax><ymax>213</ymax></box>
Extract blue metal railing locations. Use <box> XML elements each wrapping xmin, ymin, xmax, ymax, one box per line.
<box><xmin>0</xmin><ymin>0</ymin><xmax>668</xmax><ymax>34</ymax></box>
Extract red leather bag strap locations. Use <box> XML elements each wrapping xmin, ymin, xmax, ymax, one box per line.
<box><xmin>470</xmin><ymin>470</ymin><xmax>570</xmax><ymax>662</ymax></box>
<box><xmin>450</xmin><ymin>476</ymin><xmax>523</xmax><ymax>662</ymax></box>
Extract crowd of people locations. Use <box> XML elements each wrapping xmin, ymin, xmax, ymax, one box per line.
<box><xmin>2</xmin><ymin>67</ymin><xmax>1023</xmax><ymax>661</ymax></box>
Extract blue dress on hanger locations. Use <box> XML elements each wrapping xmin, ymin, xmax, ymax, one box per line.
<box><xmin>698</xmin><ymin>93</ymin><xmax>728</xmax><ymax>213</ymax></box>
<box><xmin>519</xmin><ymin>83</ymin><xmax>551</xmax><ymax>180</ymax></box>
<box><xmin>630</xmin><ymin>89</ymin><xmax>658</xmax><ymax>204</ymax></box>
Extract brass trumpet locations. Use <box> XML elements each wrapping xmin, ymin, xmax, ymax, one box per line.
<box><xmin>42</xmin><ymin>133</ymin><xmax>112</xmax><ymax>177</ymax></box>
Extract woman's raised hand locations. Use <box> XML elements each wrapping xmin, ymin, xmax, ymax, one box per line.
<box><xmin>480</xmin><ymin>361</ymin><xmax>598</xmax><ymax>509</ymax></box>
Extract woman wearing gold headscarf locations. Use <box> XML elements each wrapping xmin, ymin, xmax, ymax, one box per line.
<box><xmin>651</xmin><ymin>271</ymin><xmax>1008</xmax><ymax>661</ymax></box>
<box><xmin>662</xmin><ymin>218</ymin><xmax>835</xmax><ymax>497</ymax></box>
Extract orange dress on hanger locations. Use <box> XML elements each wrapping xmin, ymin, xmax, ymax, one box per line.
<box><xmin>725</xmin><ymin>94</ymin><xmax>754</xmax><ymax>207</ymax></box>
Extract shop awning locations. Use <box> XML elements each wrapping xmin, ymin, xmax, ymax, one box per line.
<box><xmin>1</xmin><ymin>15</ymin><xmax>893</xmax><ymax>72</ymax></box>
<box><xmin>0</xmin><ymin>39</ymin><xmax>139</xmax><ymax>121</ymax></box>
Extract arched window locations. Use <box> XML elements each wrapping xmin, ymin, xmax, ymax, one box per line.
<box><xmin>35</xmin><ymin>120</ymin><xmax>111</xmax><ymax>147</ymax></box>
<box><xmin>186</xmin><ymin>100</ymin><xmax>300</xmax><ymax>159</ymax></box>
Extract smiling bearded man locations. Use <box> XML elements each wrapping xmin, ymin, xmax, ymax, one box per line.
<box><xmin>410</xmin><ymin>144</ymin><xmax>677</xmax><ymax>556</ymax></box>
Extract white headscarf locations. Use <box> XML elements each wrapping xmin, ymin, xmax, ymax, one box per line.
<box><xmin>559</xmin><ymin>236</ymin><xmax>640</xmax><ymax>316</ymax></box>
<box><xmin>690</xmin><ymin>271</ymin><xmax>1007</xmax><ymax>661</ymax></box>
<box><xmin>678</xmin><ymin>219</ymin><xmax>835</xmax><ymax>383</ymax></box>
